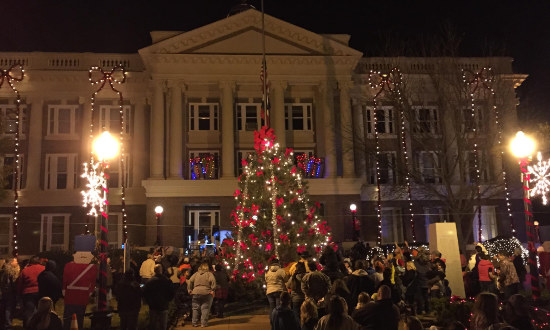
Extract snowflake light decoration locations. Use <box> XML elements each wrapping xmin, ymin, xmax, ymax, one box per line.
<box><xmin>528</xmin><ymin>152</ymin><xmax>550</xmax><ymax>205</ymax></box>
<box><xmin>81</xmin><ymin>162</ymin><xmax>107</xmax><ymax>217</ymax></box>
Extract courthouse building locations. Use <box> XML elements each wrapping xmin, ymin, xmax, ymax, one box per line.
<box><xmin>0</xmin><ymin>9</ymin><xmax>526</xmax><ymax>255</ymax></box>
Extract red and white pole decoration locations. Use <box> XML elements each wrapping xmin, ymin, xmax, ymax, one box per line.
<box><xmin>520</xmin><ymin>158</ymin><xmax>540</xmax><ymax>300</ymax></box>
<box><xmin>0</xmin><ymin>64</ymin><xmax>24</xmax><ymax>257</ymax></box>
<box><xmin>369</xmin><ymin>68</ymin><xmax>416</xmax><ymax>244</ymax></box>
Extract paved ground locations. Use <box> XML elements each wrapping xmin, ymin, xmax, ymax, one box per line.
<box><xmin>175</xmin><ymin>314</ymin><xmax>270</xmax><ymax>329</ymax></box>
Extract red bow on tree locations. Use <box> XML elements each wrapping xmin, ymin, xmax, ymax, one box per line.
<box><xmin>254</xmin><ymin>126</ymin><xmax>277</xmax><ymax>154</ymax></box>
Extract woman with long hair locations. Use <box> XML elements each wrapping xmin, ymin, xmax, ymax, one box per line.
<box><xmin>300</xmin><ymin>299</ymin><xmax>318</xmax><ymax>330</ymax></box>
<box><xmin>26</xmin><ymin>297</ymin><xmax>62</xmax><ymax>330</ymax></box>
<box><xmin>315</xmin><ymin>296</ymin><xmax>358</xmax><ymax>330</ymax></box>
<box><xmin>470</xmin><ymin>292</ymin><xmax>504</xmax><ymax>330</ymax></box>
<box><xmin>327</xmin><ymin>278</ymin><xmax>352</xmax><ymax>313</ymax></box>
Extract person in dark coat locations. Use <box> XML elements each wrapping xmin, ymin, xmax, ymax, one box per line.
<box><xmin>270</xmin><ymin>291</ymin><xmax>300</xmax><ymax>330</ymax></box>
<box><xmin>143</xmin><ymin>264</ymin><xmax>175</xmax><ymax>330</ymax></box>
<box><xmin>513</xmin><ymin>248</ymin><xmax>527</xmax><ymax>287</ymax></box>
<box><xmin>37</xmin><ymin>260</ymin><xmax>62</xmax><ymax>307</ymax></box>
<box><xmin>213</xmin><ymin>264</ymin><xmax>230</xmax><ymax>318</ymax></box>
<box><xmin>115</xmin><ymin>269</ymin><xmax>142</xmax><ymax>330</ymax></box>
<box><xmin>346</xmin><ymin>260</ymin><xmax>375</xmax><ymax>310</ymax></box>
<box><xmin>287</xmin><ymin>261</ymin><xmax>306</xmax><ymax>321</ymax></box>
<box><xmin>301</xmin><ymin>262</ymin><xmax>331</xmax><ymax>302</ymax></box>
<box><xmin>0</xmin><ymin>258</ymin><xmax>19</xmax><ymax>329</ymax></box>
<box><xmin>326</xmin><ymin>278</ymin><xmax>353</xmax><ymax>314</ymax></box>
<box><xmin>413</xmin><ymin>252</ymin><xmax>431</xmax><ymax>314</ymax></box>
<box><xmin>378</xmin><ymin>267</ymin><xmax>402</xmax><ymax>305</ymax></box>
<box><xmin>322</xmin><ymin>261</ymin><xmax>344</xmax><ymax>284</ymax></box>
<box><xmin>401</xmin><ymin>261</ymin><xmax>419</xmax><ymax>312</ymax></box>
<box><xmin>352</xmin><ymin>285</ymin><xmax>400</xmax><ymax>330</ymax></box>
<box><xmin>26</xmin><ymin>297</ymin><xmax>63</xmax><ymax>330</ymax></box>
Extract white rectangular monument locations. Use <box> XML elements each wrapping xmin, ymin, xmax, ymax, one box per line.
<box><xmin>429</xmin><ymin>222</ymin><xmax>466</xmax><ymax>297</ymax></box>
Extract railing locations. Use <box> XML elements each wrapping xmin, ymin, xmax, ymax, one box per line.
<box><xmin>0</xmin><ymin>52</ymin><xmax>144</xmax><ymax>71</ymax></box>
<box><xmin>356</xmin><ymin>57</ymin><xmax>514</xmax><ymax>75</ymax></box>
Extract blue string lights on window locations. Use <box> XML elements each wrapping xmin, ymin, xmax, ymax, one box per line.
<box><xmin>190</xmin><ymin>155</ymin><xmax>216</xmax><ymax>180</ymax></box>
<box><xmin>296</xmin><ymin>154</ymin><xmax>324</xmax><ymax>178</ymax></box>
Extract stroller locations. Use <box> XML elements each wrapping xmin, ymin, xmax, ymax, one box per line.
<box><xmin>168</xmin><ymin>280</ymin><xmax>192</xmax><ymax>328</ymax></box>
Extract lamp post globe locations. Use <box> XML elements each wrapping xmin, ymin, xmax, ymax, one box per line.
<box><xmin>510</xmin><ymin>131</ymin><xmax>535</xmax><ymax>160</ymax></box>
<box><xmin>349</xmin><ymin>203</ymin><xmax>357</xmax><ymax>213</ymax></box>
<box><xmin>154</xmin><ymin>205</ymin><xmax>164</xmax><ymax>215</ymax></box>
<box><xmin>93</xmin><ymin>131</ymin><xmax>119</xmax><ymax>161</ymax></box>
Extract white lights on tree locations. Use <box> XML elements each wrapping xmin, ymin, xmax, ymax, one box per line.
<box><xmin>528</xmin><ymin>152</ymin><xmax>550</xmax><ymax>205</ymax></box>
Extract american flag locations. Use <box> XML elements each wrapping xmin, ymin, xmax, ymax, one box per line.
<box><xmin>260</xmin><ymin>60</ymin><xmax>270</xmax><ymax>127</ymax></box>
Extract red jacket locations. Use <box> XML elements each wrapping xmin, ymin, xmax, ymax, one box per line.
<box><xmin>18</xmin><ymin>264</ymin><xmax>45</xmax><ymax>295</ymax></box>
<box><xmin>478</xmin><ymin>259</ymin><xmax>494</xmax><ymax>282</ymax></box>
<box><xmin>63</xmin><ymin>263</ymin><xmax>98</xmax><ymax>306</ymax></box>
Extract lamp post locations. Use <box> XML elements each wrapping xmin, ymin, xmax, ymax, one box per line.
<box><xmin>510</xmin><ymin>130</ymin><xmax>539</xmax><ymax>300</ymax></box>
<box><xmin>155</xmin><ymin>205</ymin><xmax>164</xmax><ymax>246</ymax></box>
<box><xmin>92</xmin><ymin>131</ymin><xmax>119</xmax><ymax>312</ymax></box>
<box><xmin>350</xmin><ymin>203</ymin><xmax>359</xmax><ymax>241</ymax></box>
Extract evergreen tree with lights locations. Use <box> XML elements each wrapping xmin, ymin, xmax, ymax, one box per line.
<box><xmin>220</xmin><ymin>126</ymin><xmax>333</xmax><ymax>283</ymax></box>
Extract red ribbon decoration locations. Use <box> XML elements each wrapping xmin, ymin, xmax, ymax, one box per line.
<box><xmin>0</xmin><ymin>64</ymin><xmax>24</xmax><ymax>88</ymax></box>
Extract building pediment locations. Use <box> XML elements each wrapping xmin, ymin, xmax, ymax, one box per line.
<box><xmin>139</xmin><ymin>9</ymin><xmax>362</xmax><ymax>57</ymax></box>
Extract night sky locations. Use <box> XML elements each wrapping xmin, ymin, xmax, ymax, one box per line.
<box><xmin>2</xmin><ymin>0</ymin><xmax>550</xmax><ymax>124</ymax></box>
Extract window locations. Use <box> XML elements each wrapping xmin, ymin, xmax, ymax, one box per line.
<box><xmin>106</xmin><ymin>154</ymin><xmax>130</xmax><ymax>188</ymax></box>
<box><xmin>236</xmin><ymin>103</ymin><xmax>264</xmax><ymax>131</ymax></box>
<box><xmin>414</xmin><ymin>107</ymin><xmax>439</xmax><ymax>134</ymax></box>
<box><xmin>381</xmin><ymin>208</ymin><xmax>403</xmax><ymax>244</ymax></box>
<box><xmin>1</xmin><ymin>155</ymin><xmax>24</xmax><ymax>189</ymax></box>
<box><xmin>0</xmin><ymin>215</ymin><xmax>12</xmax><ymax>255</ymax></box>
<box><xmin>107</xmin><ymin>213</ymin><xmax>123</xmax><ymax>248</ymax></box>
<box><xmin>424</xmin><ymin>207</ymin><xmax>446</xmax><ymax>241</ymax></box>
<box><xmin>365</xmin><ymin>106</ymin><xmax>394</xmax><ymax>134</ymax></box>
<box><xmin>45</xmin><ymin>154</ymin><xmax>78</xmax><ymax>189</ymax></box>
<box><xmin>236</xmin><ymin>150</ymin><xmax>255</xmax><ymax>175</ymax></box>
<box><xmin>418</xmin><ymin>151</ymin><xmax>441</xmax><ymax>184</ymax></box>
<box><xmin>285</xmin><ymin>103</ymin><xmax>312</xmax><ymax>131</ymax></box>
<box><xmin>186</xmin><ymin>209</ymin><xmax>220</xmax><ymax>247</ymax></box>
<box><xmin>0</xmin><ymin>104</ymin><xmax>27</xmax><ymax>136</ymax></box>
<box><xmin>189</xmin><ymin>103</ymin><xmax>219</xmax><ymax>131</ymax></box>
<box><xmin>47</xmin><ymin>105</ymin><xmax>78</xmax><ymax>137</ymax></box>
<box><xmin>99</xmin><ymin>105</ymin><xmax>131</xmax><ymax>134</ymax></box>
<box><xmin>189</xmin><ymin>151</ymin><xmax>219</xmax><ymax>179</ymax></box>
<box><xmin>472</xmin><ymin>206</ymin><xmax>497</xmax><ymax>241</ymax></box>
<box><xmin>463</xmin><ymin>107</ymin><xmax>484</xmax><ymax>133</ymax></box>
<box><xmin>40</xmin><ymin>214</ymin><xmax>69</xmax><ymax>251</ymax></box>
<box><xmin>368</xmin><ymin>152</ymin><xmax>396</xmax><ymax>184</ymax></box>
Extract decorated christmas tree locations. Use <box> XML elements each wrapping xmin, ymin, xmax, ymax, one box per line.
<box><xmin>220</xmin><ymin>126</ymin><xmax>333</xmax><ymax>282</ymax></box>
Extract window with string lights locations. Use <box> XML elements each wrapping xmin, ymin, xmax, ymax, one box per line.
<box><xmin>368</xmin><ymin>152</ymin><xmax>396</xmax><ymax>184</ymax></box>
<box><xmin>365</xmin><ymin>105</ymin><xmax>395</xmax><ymax>135</ymax></box>
<box><xmin>99</xmin><ymin>105</ymin><xmax>131</xmax><ymax>135</ymax></box>
<box><xmin>0</xmin><ymin>104</ymin><xmax>27</xmax><ymax>137</ymax></box>
<box><xmin>188</xmin><ymin>150</ymin><xmax>219</xmax><ymax>180</ymax></box>
<box><xmin>1</xmin><ymin>154</ymin><xmax>24</xmax><ymax>189</ymax></box>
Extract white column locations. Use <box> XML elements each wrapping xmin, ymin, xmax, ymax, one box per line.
<box><xmin>319</xmin><ymin>83</ymin><xmax>337</xmax><ymax>177</ymax></box>
<box><xmin>132</xmin><ymin>98</ymin><xmax>147</xmax><ymax>186</ymax></box>
<box><xmin>169</xmin><ymin>81</ymin><xmax>183</xmax><ymax>179</ymax></box>
<box><xmin>220</xmin><ymin>81</ymin><xmax>235</xmax><ymax>178</ymax></box>
<box><xmin>352</xmin><ymin>101</ymin><xmax>365</xmax><ymax>178</ymax></box>
<box><xmin>340</xmin><ymin>81</ymin><xmax>355</xmax><ymax>178</ymax></box>
<box><xmin>271</xmin><ymin>81</ymin><xmax>287</xmax><ymax>147</ymax></box>
<box><xmin>150</xmin><ymin>80</ymin><xmax>165</xmax><ymax>179</ymax></box>
<box><xmin>25</xmin><ymin>97</ymin><xmax>43</xmax><ymax>190</ymax></box>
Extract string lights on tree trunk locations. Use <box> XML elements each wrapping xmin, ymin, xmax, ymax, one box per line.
<box><xmin>0</xmin><ymin>64</ymin><xmax>24</xmax><ymax>257</ymax></box>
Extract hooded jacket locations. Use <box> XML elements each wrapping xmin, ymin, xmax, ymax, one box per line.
<box><xmin>37</xmin><ymin>260</ymin><xmax>62</xmax><ymax>303</ymax></box>
<box><xmin>188</xmin><ymin>269</ymin><xmax>216</xmax><ymax>295</ymax></box>
<box><xmin>265</xmin><ymin>264</ymin><xmax>287</xmax><ymax>295</ymax></box>
<box><xmin>347</xmin><ymin>269</ymin><xmax>375</xmax><ymax>309</ymax></box>
<box><xmin>301</xmin><ymin>271</ymin><xmax>330</xmax><ymax>301</ymax></box>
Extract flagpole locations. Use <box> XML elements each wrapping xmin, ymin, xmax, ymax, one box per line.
<box><xmin>261</xmin><ymin>0</ymin><xmax>269</xmax><ymax>128</ymax></box>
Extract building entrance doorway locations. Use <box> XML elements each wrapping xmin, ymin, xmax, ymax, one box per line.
<box><xmin>184</xmin><ymin>207</ymin><xmax>219</xmax><ymax>250</ymax></box>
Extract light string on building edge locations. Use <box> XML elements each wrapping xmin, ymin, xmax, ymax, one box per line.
<box><xmin>85</xmin><ymin>65</ymin><xmax>127</xmax><ymax>311</ymax></box>
<box><xmin>0</xmin><ymin>64</ymin><xmax>24</xmax><ymax>257</ymax></box>
<box><xmin>463</xmin><ymin>69</ymin><xmax>484</xmax><ymax>242</ymax></box>
<box><xmin>369</xmin><ymin>68</ymin><xmax>417</xmax><ymax>244</ymax></box>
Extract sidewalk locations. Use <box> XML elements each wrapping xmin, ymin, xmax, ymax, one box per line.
<box><xmin>175</xmin><ymin>314</ymin><xmax>270</xmax><ymax>329</ymax></box>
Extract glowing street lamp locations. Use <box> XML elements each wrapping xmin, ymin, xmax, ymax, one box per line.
<box><xmin>155</xmin><ymin>205</ymin><xmax>164</xmax><ymax>246</ymax></box>
<box><xmin>510</xmin><ymin>130</ymin><xmax>539</xmax><ymax>300</ymax></box>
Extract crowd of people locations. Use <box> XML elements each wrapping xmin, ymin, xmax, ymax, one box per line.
<box><xmin>0</xmin><ymin>241</ymin><xmax>543</xmax><ymax>330</ymax></box>
<box><xmin>266</xmin><ymin>241</ymin><xmax>539</xmax><ymax>330</ymax></box>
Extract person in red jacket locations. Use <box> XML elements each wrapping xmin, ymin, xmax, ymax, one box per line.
<box><xmin>17</xmin><ymin>256</ymin><xmax>45</xmax><ymax>327</ymax></box>
<box><xmin>478</xmin><ymin>253</ymin><xmax>496</xmax><ymax>293</ymax></box>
